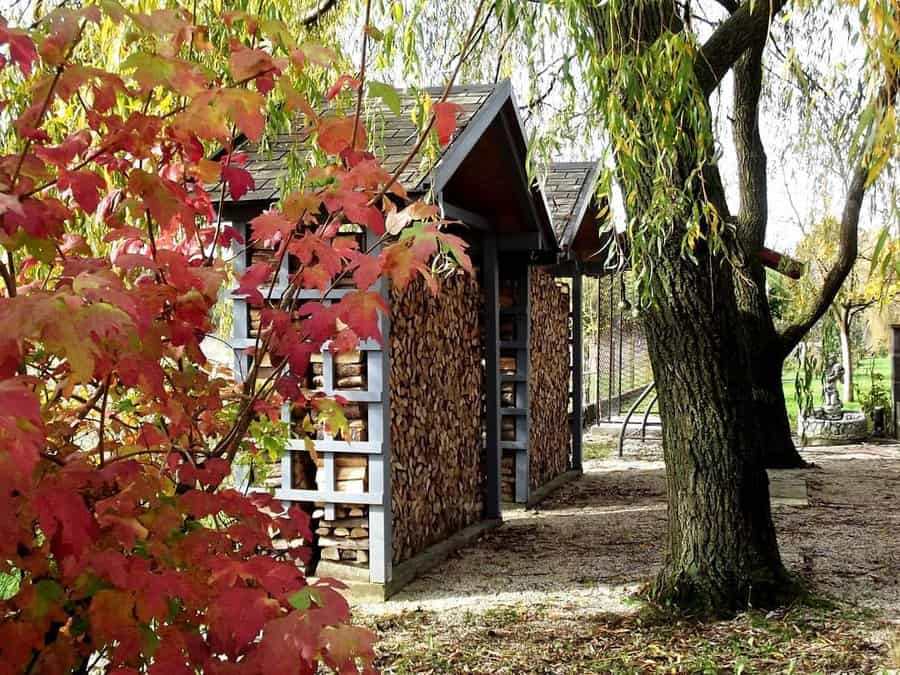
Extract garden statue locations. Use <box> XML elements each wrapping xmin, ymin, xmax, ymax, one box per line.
<box><xmin>822</xmin><ymin>361</ymin><xmax>845</xmax><ymax>419</ymax></box>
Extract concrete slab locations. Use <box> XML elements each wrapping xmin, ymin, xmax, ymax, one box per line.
<box><xmin>768</xmin><ymin>470</ymin><xmax>809</xmax><ymax>506</ymax></box>
<box><xmin>333</xmin><ymin>517</ymin><xmax>504</xmax><ymax>603</ymax></box>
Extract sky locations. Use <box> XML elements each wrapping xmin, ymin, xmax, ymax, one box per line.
<box><xmin>3</xmin><ymin>0</ymin><xmax>893</xmax><ymax>256</ymax></box>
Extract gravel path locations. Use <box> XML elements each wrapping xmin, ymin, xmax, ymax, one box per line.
<box><xmin>359</xmin><ymin>442</ymin><xmax>900</xmax><ymax>619</ymax></box>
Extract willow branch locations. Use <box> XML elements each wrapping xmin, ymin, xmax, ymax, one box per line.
<box><xmin>369</xmin><ymin>0</ymin><xmax>490</xmax><ymax>206</ymax></box>
<box><xmin>779</xmin><ymin>79</ymin><xmax>898</xmax><ymax>355</ymax></box>
<box><xmin>350</xmin><ymin>0</ymin><xmax>372</xmax><ymax>151</ymax></box>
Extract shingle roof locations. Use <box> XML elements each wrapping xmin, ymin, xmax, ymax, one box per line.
<box><xmin>219</xmin><ymin>84</ymin><xmax>497</xmax><ymax>203</ymax></box>
<box><xmin>544</xmin><ymin>161</ymin><xmax>600</xmax><ymax>247</ymax></box>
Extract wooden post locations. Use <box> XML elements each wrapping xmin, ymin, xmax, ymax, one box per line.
<box><xmin>484</xmin><ymin>233</ymin><xmax>502</xmax><ymax>520</ymax></box>
<box><xmin>368</xmin><ymin>231</ymin><xmax>393</xmax><ymax>584</ymax></box>
<box><xmin>572</xmin><ymin>267</ymin><xmax>584</xmax><ymax>471</ymax></box>
<box><xmin>514</xmin><ymin>264</ymin><xmax>531</xmax><ymax>504</ymax></box>
<box><xmin>891</xmin><ymin>325</ymin><xmax>900</xmax><ymax>438</ymax></box>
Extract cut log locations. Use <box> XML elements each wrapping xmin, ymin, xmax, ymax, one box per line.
<box><xmin>528</xmin><ymin>268</ymin><xmax>571</xmax><ymax>491</ymax></box>
<box><xmin>389</xmin><ymin>272</ymin><xmax>484</xmax><ymax>564</ymax></box>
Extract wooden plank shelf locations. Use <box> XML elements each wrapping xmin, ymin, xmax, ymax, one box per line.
<box><xmin>501</xmin><ymin>407</ymin><xmax>528</xmax><ymax>416</ymax></box>
<box><xmin>286</xmin><ymin>439</ymin><xmax>382</xmax><ymax>454</ymax></box>
<box><xmin>497</xmin><ymin>265</ymin><xmax>531</xmax><ymax>505</ymax></box>
<box><xmin>499</xmin><ymin>340</ymin><xmax>527</xmax><ymax>350</ymax></box>
<box><xmin>500</xmin><ymin>441</ymin><xmax>527</xmax><ymax>450</ymax></box>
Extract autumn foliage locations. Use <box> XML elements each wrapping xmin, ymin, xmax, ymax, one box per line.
<box><xmin>0</xmin><ymin>3</ymin><xmax>467</xmax><ymax>673</ymax></box>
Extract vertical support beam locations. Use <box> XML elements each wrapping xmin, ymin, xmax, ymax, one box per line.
<box><xmin>484</xmin><ymin>233</ymin><xmax>502</xmax><ymax>520</ymax></box>
<box><xmin>279</xmin><ymin>402</ymin><xmax>292</xmax><ymax>494</ymax></box>
<box><xmin>891</xmin><ymin>325</ymin><xmax>900</xmax><ymax>438</ymax></box>
<box><xmin>595</xmin><ymin>278</ymin><xmax>601</xmax><ymax>413</ymax></box>
<box><xmin>368</xmin><ymin>232</ymin><xmax>392</xmax><ymax>584</ymax></box>
<box><xmin>231</xmin><ymin>222</ymin><xmax>249</xmax><ymax>383</ymax></box>
<box><xmin>572</xmin><ymin>267</ymin><xmax>584</xmax><ymax>472</ymax></box>
<box><xmin>514</xmin><ymin>264</ymin><xmax>531</xmax><ymax>504</ymax></box>
<box><xmin>320</xmin><ymin>347</ymin><xmax>337</xmax><ymax>522</ymax></box>
<box><xmin>607</xmin><ymin>273</ymin><xmax>615</xmax><ymax>417</ymax></box>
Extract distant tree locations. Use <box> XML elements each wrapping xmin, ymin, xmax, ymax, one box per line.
<box><xmin>790</xmin><ymin>219</ymin><xmax>899</xmax><ymax>401</ymax></box>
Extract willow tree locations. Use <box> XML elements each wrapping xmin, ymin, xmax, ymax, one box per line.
<box><xmin>365</xmin><ymin>0</ymin><xmax>898</xmax><ymax>613</ymax></box>
<box><xmin>557</xmin><ymin>0</ymin><xmax>898</xmax><ymax>611</ymax></box>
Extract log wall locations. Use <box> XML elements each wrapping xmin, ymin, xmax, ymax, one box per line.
<box><xmin>389</xmin><ymin>272</ymin><xmax>484</xmax><ymax>564</ymax></box>
<box><xmin>528</xmin><ymin>268</ymin><xmax>571</xmax><ymax>489</ymax></box>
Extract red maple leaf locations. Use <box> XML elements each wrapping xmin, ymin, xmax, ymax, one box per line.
<box><xmin>222</xmin><ymin>164</ymin><xmax>255</xmax><ymax>201</ymax></box>
<box><xmin>335</xmin><ymin>291</ymin><xmax>387</xmax><ymax>343</ymax></box>
<box><xmin>325</xmin><ymin>74</ymin><xmax>361</xmax><ymax>101</ymax></box>
<box><xmin>250</xmin><ymin>210</ymin><xmax>294</xmax><ymax>244</ymax></box>
<box><xmin>59</xmin><ymin>169</ymin><xmax>106</xmax><ymax>213</ymax></box>
<box><xmin>234</xmin><ymin>263</ymin><xmax>273</xmax><ymax>306</ymax></box>
<box><xmin>229</xmin><ymin>46</ymin><xmax>276</xmax><ymax>82</ymax></box>
<box><xmin>207</xmin><ymin>588</ymin><xmax>280</xmax><ymax>658</ymax></box>
<box><xmin>433</xmin><ymin>101</ymin><xmax>465</xmax><ymax>146</ymax></box>
<box><xmin>6</xmin><ymin>30</ymin><xmax>38</xmax><ymax>76</ymax></box>
<box><xmin>317</xmin><ymin>116</ymin><xmax>366</xmax><ymax>155</ymax></box>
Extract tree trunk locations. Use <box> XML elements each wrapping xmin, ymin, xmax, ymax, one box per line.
<box><xmin>733</xmin><ymin>264</ymin><xmax>807</xmax><ymax>469</ymax></box>
<box><xmin>644</xmin><ymin>248</ymin><xmax>797</xmax><ymax>614</ymax></box>
<box><xmin>730</xmin><ymin>39</ymin><xmax>806</xmax><ymax>470</ymax></box>
<box><xmin>839</xmin><ymin>308</ymin><xmax>854</xmax><ymax>403</ymax></box>
<box><xmin>757</xmin><ymin>354</ymin><xmax>807</xmax><ymax>468</ymax></box>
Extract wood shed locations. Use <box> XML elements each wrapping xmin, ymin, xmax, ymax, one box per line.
<box><xmin>223</xmin><ymin>81</ymin><xmax>591</xmax><ymax>597</ymax></box>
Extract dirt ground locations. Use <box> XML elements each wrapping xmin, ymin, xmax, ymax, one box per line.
<box><xmin>357</xmin><ymin>441</ymin><xmax>900</xmax><ymax>672</ymax></box>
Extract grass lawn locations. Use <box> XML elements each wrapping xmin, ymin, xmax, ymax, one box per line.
<box><xmin>782</xmin><ymin>355</ymin><xmax>889</xmax><ymax>428</ymax></box>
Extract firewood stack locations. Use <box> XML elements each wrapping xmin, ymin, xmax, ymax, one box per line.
<box><xmin>389</xmin><ymin>272</ymin><xmax>484</xmax><ymax>564</ymax></box>
<box><xmin>500</xmin><ymin>454</ymin><xmax>515</xmax><ymax>501</ymax></box>
<box><xmin>313</xmin><ymin>504</ymin><xmax>370</xmax><ymax>567</ymax></box>
<box><xmin>499</xmin><ymin>276</ymin><xmax>525</xmax><ymax>500</ymax></box>
<box><xmin>528</xmin><ymin>269</ymin><xmax>571</xmax><ymax>489</ymax></box>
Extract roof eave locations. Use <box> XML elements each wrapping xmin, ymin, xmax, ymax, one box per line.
<box><xmin>560</xmin><ymin>159</ymin><xmax>603</xmax><ymax>252</ymax></box>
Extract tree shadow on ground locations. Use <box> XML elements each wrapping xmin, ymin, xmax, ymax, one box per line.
<box><xmin>365</xmin><ymin>444</ymin><xmax>900</xmax><ymax>622</ymax></box>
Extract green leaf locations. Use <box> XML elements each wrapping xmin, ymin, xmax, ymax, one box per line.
<box><xmin>288</xmin><ymin>587</ymin><xmax>320</xmax><ymax>610</ymax></box>
<box><xmin>34</xmin><ymin>579</ymin><xmax>64</xmax><ymax>616</ymax></box>
<box><xmin>368</xmin><ymin>81</ymin><xmax>402</xmax><ymax>116</ymax></box>
<box><xmin>869</xmin><ymin>226</ymin><xmax>890</xmax><ymax>278</ymax></box>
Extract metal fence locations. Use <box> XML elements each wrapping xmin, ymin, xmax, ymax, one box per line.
<box><xmin>582</xmin><ymin>271</ymin><xmax>653</xmax><ymax>423</ymax></box>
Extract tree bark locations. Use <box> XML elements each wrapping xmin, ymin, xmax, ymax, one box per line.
<box><xmin>644</xmin><ymin>244</ymin><xmax>797</xmax><ymax>613</ymax></box>
<box><xmin>838</xmin><ymin>307</ymin><xmax>854</xmax><ymax>403</ymax></box>
<box><xmin>734</xmin><ymin>267</ymin><xmax>806</xmax><ymax>469</ymax></box>
<box><xmin>730</xmin><ymin>42</ymin><xmax>806</xmax><ymax>469</ymax></box>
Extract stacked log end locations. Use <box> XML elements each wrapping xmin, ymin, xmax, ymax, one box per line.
<box><xmin>529</xmin><ymin>268</ymin><xmax>571</xmax><ymax>489</ymax></box>
<box><xmin>313</xmin><ymin>504</ymin><xmax>369</xmax><ymax>567</ymax></box>
<box><xmin>499</xmin><ymin>277</ymin><xmax>522</xmax><ymax>501</ymax></box>
<box><xmin>389</xmin><ymin>272</ymin><xmax>484</xmax><ymax>564</ymax></box>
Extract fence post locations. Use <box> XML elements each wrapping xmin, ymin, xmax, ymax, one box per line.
<box><xmin>891</xmin><ymin>325</ymin><xmax>900</xmax><ymax>438</ymax></box>
<box><xmin>572</xmin><ymin>268</ymin><xmax>584</xmax><ymax>472</ymax></box>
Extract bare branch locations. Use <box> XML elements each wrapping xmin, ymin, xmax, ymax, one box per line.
<box><xmin>695</xmin><ymin>0</ymin><xmax>788</xmax><ymax>96</ymax></box>
<box><xmin>712</xmin><ymin>0</ymin><xmax>738</xmax><ymax>12</ymax></box>
<box><xmin>779</xmin><ymin>77</ymin><xmax>899</xmax><ymax>355</ymax></box>
<box><xmin>302</xmin><ymin>0</ymin><xmax>340</xmax><ymax>28</ymax></box>
<box><xmin>732</xmin><ymin>41</ymin><xmax>767</xmax><ymax>248</ymax></box>
<box><xmin>778</xmin><ymin>163</ymin><xmax>866</xmax><ymax>354</ymax></box>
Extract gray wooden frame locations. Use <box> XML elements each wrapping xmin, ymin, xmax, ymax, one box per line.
<box><xmin>230</xmin><ymin>223</ymin><xmax>394</xmax><ymax>584</ymax></box>
<box><xmin>571</xmin><ymin>268</ymin><xmax>584</xmax><ymax>471</ymax></box>
<box><xmin>483</xmin><ymin>232</ymin><xmax>503</xmax><ymax>520</ymax></box>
